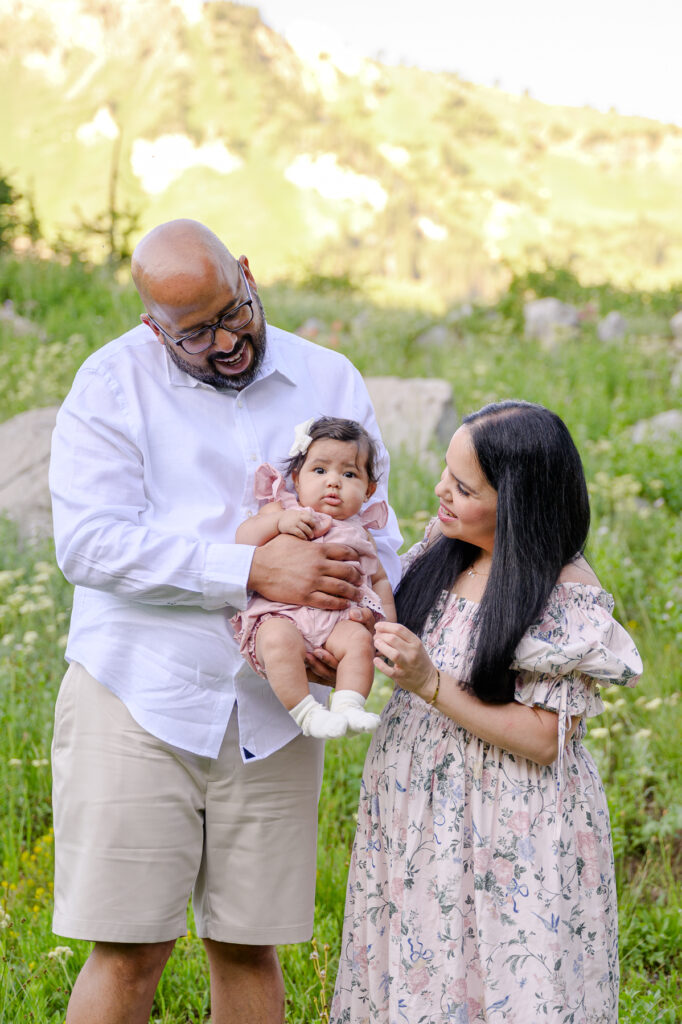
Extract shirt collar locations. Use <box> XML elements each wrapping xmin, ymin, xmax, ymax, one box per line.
<box><xmin>163</xmin><ymin>323</ymin><xmax>297</xmax><ymax>392</ymax></box>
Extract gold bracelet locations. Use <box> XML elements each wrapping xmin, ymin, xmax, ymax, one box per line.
<box><xmin>426</xmin><ymin>668</ymin><xmax>441</xmax><ymax>706</ymax></box>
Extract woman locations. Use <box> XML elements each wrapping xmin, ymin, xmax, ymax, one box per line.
<box><xmin>330</xmin><ymin>401</ymin><xmax>642</xmax><ymax>1024</ymax></box>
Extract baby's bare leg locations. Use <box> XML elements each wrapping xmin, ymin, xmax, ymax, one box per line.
<box><xmin>255</xmin><ymin>617</ymin><xmax>310</xmax><ymax>711</ymax></box>
<box><xmin>255</xmin><ymin>617</ymin><xmax>347</xmax><ymax>739</ymax></box>
<box><xmin>324</xmin><ymin>619</ymin><xmax>376</xmax><ymax>697</ymax></box>
<box><xmin>324</xmin><ymin>620</ymin><xmax>381</xmax><ymax>734</ymax></box>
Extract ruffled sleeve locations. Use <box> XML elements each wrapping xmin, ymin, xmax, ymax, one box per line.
<box><xmin>253</xmin><ymin>463</ymin><xmax>299</xmax><ymax>510</ymax></box>
<box><xmin>512</xmin><ymin>582</ymin><xmax>642</xmax><ymax>844</ymax></box>
<box><xmin>400</xmin><ymin>516</ymin><xmax>439</xmax><ymax>574</ymax></box>
<box><xmin>512</xmin><ymin>583</ymin><xmax>642</xmax><ymax>719</ymax></box>
<box><xmin>358</xmin><ymin>500</ymin><xmax>388</xmax><ymax>531</ymax></box>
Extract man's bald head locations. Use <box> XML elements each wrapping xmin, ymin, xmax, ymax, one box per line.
<box><xmin>131</xmin><ymin>220</ymin><xmax>240</xmax><ymax>321</ymax></box>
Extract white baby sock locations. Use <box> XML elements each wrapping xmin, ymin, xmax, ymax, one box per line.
<box><xmin>330</xmin><ymin>690</ymin><xmax>381</xmax><ymax>734</ymax></box>
<box><xmin>289</xmin><ymin>695</ymin><xmax>348</xmax><ymax>739</ymax></box>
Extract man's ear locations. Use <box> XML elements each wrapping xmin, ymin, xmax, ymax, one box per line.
<box><xmin>365</xmin><ymin>480</ymin><xmax>377</xmax><ymax>500</ymax></box>
<box><xmin>239</xmin><ymin>255</ymin><xmax>258</xmax><ymax>293</ymax></box>
<box><xmin>141</xmin><ymin>314</ymin><xmax>165</xmax><ymax>347</ymax></box>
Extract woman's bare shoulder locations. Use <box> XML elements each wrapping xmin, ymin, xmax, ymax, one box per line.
<box><xmin>557</xmin><ymin>555</ymin><xmax>601</xmax><ymax>587</ymax></box>
<box><xmin>426</xmin><ymin>519</ymin><xmax>443</xmax><ymax>546</ymax></box>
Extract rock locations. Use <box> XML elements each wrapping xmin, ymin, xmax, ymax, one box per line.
<box><xmin>414</xmin><ymin>324</ymin><xmax>457</xmax><ymax>348</ymax></box>
<box><xmin>670</xmin><ymin>311</ymin><xmax>682</xmax><ymax>338</ymax></box>
<box><xmin>0</xmin><ymin>299</ymin><xmax>47</xmax><ymax>340</ymax></box>
<box><xmin>523</xmin><ymin>298</ymin><xmax>579</xmax><ymax>349</ymax></box>
<box><xmin>445</xmin><ymin>303</ymin><xmax>473</xmax><ymax>324</ymax></box>
<box><xmin>671</xmin><ymin>360</ymin><xmax>682</xmax><ymax>392</ymax></box>
<box><xmin>631</xmin><ymin>409</ymin><xmax>682</xmax><ymax>445</ymax></box>
<box><xmin>597</xmin><ymin>311</ymin><xmax>628</xmax><ymax>342</ymax></box>
<box><xmin>365</xmin><ymin>377</ymin><xmax>457</xmax><ymax>462</ymax></box>
<box><xmin>0</xmin><ymin>406</ymin><xmax>60</xmax><ymax>540</ymax></box>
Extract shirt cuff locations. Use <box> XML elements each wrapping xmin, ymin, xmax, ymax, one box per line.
<box><xmin>203</xmin><ymin>543</ymin><xmax>256</xmax><ymax>611</ymax></box>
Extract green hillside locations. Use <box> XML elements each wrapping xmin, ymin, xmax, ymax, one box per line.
<box><xmin>2</xmin><ymin>0</ymin><xmax>682</xmax><ymax>302</ymax></box>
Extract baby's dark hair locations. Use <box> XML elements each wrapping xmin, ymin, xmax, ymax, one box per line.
<box><xmin>283</xmin><ymin>417</ymin><xmax>380</xmax><ymax>483</ymax></box>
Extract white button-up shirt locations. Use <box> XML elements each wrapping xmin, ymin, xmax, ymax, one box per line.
<box><xmin>49</xmin><ymin>323</ymin><xmax>403</xmax><ymax>759</ymax></box>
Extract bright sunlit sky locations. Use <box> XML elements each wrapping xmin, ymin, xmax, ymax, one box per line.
<box><xmin>232</xmin><ymin>0</ymin><xmax>682</xmax><ymax>127</ymax></box>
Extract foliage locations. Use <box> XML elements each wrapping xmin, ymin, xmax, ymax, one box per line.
<box><xmin>4</xmin><ymin>2</ymin><xmax>682</xmax><ymax>295</ymax></box>
<box><xmin>0</xmin><ymin>171</ymin><xmax>40</xmax><ymax>252</ymax></box>
<box><xmin>0</xmin><ymin>255</ymin><xmax>680</xmax><ymax>1020</ymax></box>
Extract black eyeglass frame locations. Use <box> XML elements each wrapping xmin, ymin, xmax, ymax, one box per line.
<box><xmin>143</xmin><ymin>262</ymin><xmax>254</xmax><ymax>354</ymax></box>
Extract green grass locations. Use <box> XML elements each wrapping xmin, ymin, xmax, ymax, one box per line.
<box><xmin>0</xmin><ymin>255</ymin><xmax>680</xmax><ymax>1020</ymax></box>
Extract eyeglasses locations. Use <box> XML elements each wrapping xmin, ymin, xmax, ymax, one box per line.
<box><xmin>143</xmin><ymin>263</ymin><xmax>254</xmax><ymax>354</ymax></box>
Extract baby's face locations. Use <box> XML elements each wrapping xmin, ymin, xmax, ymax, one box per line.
<box><xmin>293</xmin><ymin>439</ymin><xmax>375</xmax><ymax>519</ymax></box>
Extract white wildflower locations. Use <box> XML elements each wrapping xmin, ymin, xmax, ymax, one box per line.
<box><xmin>47</xmin><ymin>946</ymin><xmax>74</xmax><ymax>961</ymax></box>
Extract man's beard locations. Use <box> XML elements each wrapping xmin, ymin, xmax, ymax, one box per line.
<box><xmin>165</xmin><ymin>293</ymin><xmax>267</xmax><ymax>391</ymax></box>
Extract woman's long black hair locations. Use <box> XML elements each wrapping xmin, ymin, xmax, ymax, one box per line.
<box><xmin>394</xmin><ymin>401</ymin><xmax>591</xmax><ymax>703</ymax></box>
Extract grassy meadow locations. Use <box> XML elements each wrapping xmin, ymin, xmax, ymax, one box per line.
<box><xmin>0</xmin><ymin>253</ymin><xmax>680</xmax><ymax>1021</ymax></box>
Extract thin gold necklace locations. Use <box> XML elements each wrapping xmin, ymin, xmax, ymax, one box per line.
<box><xmin>466</xmin><ymin>564</ymin><xmax>490</xmax><ymax>577</ymax></box>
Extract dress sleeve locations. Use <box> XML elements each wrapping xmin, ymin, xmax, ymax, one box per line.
<box><xmin>358</xmin><ymin>500</ymin><xmax>389</xmax><ymax>531</ymax></box>
<box><xmin>253</xmin><ymin>464</ymin><xmax>299</xmax><ymax>509</ymax></box>
<box><xmin>512</xmin><ymin>583</ymin><xmax>642</xmax><ymax>719</ymax></box>
<box><xmin>400</xmin><ymin>517</ymin><xmax>439</xmax><ymax>575</ymax></box>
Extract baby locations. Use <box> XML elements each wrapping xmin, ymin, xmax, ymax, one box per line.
<box><xmin>231</xmin><ymin>416</ymin><xmax>396</xmax><ymax>739</ymax></box>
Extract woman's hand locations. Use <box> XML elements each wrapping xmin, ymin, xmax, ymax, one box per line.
<box><xmin>373</xmin><ymin>621</ymin><xmax>438</xmax><ymax>702</ymax></box>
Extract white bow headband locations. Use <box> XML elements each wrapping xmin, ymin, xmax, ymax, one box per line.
<box><xmin>288</xmin><ymin>417</ymin><xmax>315</xmax><ymax>457</ymax></box>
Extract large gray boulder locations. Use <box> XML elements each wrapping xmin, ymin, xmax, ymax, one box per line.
<box><xmin>670</xmin><ymin>311</ymin><xmax>682</xmax><ymax>339</ymax></box>
<box><xmin>523</xmin><ymin>297</ymin><xmax>579</xmax><ymax>350</ymax></box>
<box><xmin>0</xmin><ymin>299</ymin><xmax>47</xmax><ymax>340</ymax></box>
<box><xmin>0</xmin><ymin>406</ymin><xmax>59</xmax><ymax>540</ymax></box>
<box><xmin>631</xmin><ymin>409</ymin><xmax>682</xmax><ymax>445</ymax></box>
<box><xmin>597</xmin><ymin>311</ymin><xmax>628</xmax><ymax>342</ymax></box>
<box><xmin>366</xmin><ymin>377</ymin><xmax>457</xmax><ymax>462</ymax></box>
<box><xmin>0</xmin><ymin>378</ymin><xmax>457</xmax><ymax>540</ymax></box>
<box><xmin>413</xmin><ymin>324</ymin><xmax>457</xmax><ymax>349</ymax></box>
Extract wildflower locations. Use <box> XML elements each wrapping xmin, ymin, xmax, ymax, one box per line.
<box><xmin>57</xmin><ymin>634</ymin><xmax>68</xmax><ymax>648</ymax></box>
<box><xmin>634</xmin><ymin>729</ymin><xmax>652</xmax><ymax>740</ymax></box>
<box><xmin>47</xmin><ymin>946</ymin><xmax>74</xmax><ymax>961</ymax></box>
<box><xmin>589</xmin><ymin>727</ymin><xmax>609</xmax><ymax>740</ymax></box>
<box><xmin>0</xmin><ymin>910</ymin><xmax>11</xmax><ymax>929</ymax></box>
<box><xmin>8</xmin><ymin>758</ymin><xmax>22</xmax><ymax>767</ymax></box>
<box><xmin>31</xmin><ymin>759</ymin><xmax>49</xmax><ymax>767</ymax></box>
<box><xmin>22</xmin><ymin>630</ymin><xmax>39</xmax><ymax>645</ymax></box>
<box><xmin>644</xmin><ymin>698</ymin><xmax>662</xmax><ymax>711</ymax></box>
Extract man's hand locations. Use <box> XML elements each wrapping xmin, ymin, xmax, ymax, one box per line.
<box><xmin>248</xmin><ymin>534</ymin><xmax>363</xmax><ymax>610</ymax></box>
<box><xmin>303</xmin><ymin>606</ymin><xmax>378</xmax><ymax>686</ymax></box>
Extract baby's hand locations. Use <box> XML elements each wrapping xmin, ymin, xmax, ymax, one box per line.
<box><xmin>277</xmin><ymin>508</ymin><xmax>317</xmax><ymax>540</ymax></box>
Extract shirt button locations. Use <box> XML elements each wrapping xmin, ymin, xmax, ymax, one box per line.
<box><xmin>237</xmin><ymin>399</ymin><xmax>243</xmax><ymax>408</ymax></box>
<box><xmin>249</xmin><ymin>454</ymin><xmax>257</xmax><ymax>461</ymax></box>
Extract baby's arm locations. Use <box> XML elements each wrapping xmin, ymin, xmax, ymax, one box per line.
<box><xmin>370</xmin><ymin>540</ymin><xmax>397</xmax><ymax>622</ymax></box>
<box><xmin>236</xmin><ymin>501</ymin><xmax>318</xmax><ymax>545</ymax></box>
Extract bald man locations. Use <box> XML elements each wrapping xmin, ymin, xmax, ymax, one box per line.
<box><xmin>49</xmin><ymin>220</ymin><xmax>402</xmax><ymax>1024</ymax></box>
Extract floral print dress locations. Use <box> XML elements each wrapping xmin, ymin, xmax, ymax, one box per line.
<box><xmin>331</xmin><ymin>530</ymin><xmax>642</xmax><ymax>1024</ymax></box>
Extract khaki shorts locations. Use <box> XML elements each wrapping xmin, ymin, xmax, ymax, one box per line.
<box><xmin>51</xmin><ymin>663</ymin><xmax>325</xmax><ymax>945</ymax></box>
